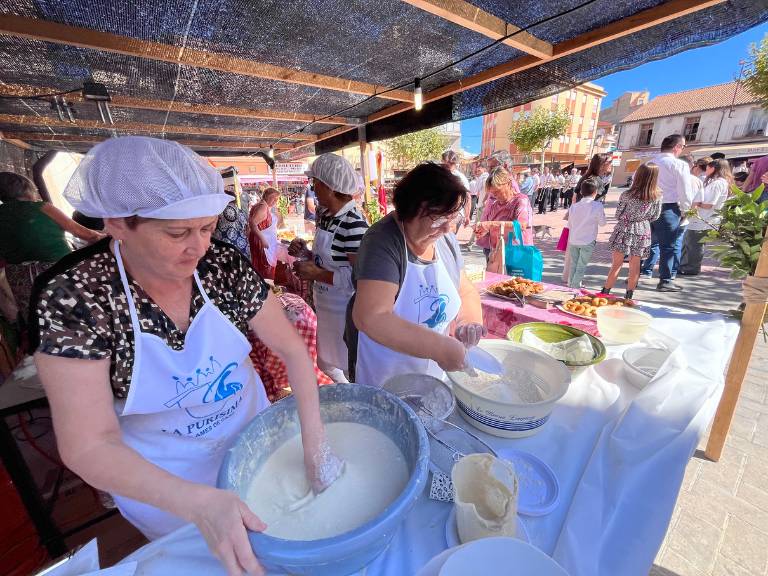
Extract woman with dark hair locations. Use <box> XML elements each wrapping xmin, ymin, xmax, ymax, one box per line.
<box><xmin>349</xmin><ymin>162</ymin><xmax>484</xmax><ymax>386</ymax></box>
<box><xmin>0</xmin><ymin>172</ymin><xmax>103</xmax><ymax>323</ymax></box>
<box><xmin>575</xmin><ymin>153</ymin><xmax>612</xmax><ymax>202</ymax></box>
<box><xmin>743</xmin><ymin>156</ymin><xmax>768</xmax><ymax>201</ymax></box>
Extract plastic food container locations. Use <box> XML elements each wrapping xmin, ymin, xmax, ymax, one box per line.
<box><xmin>465</xmin><ymin>264</ymin><xmax>486</xmax><ymax>283</ymax></box>
<box><xmin>217</xmin><ymin>384</ymin><xmax>429</xmax><ymax>576</ymax></box>
<box><xmin>506</xmin><ymin>322</ymin><xmax>605</xmax><ymax>375</ymax></box>
<box><xmin>622</xmin><ymin>347</ymin><xmax>670</xmax><ymax>389</ymax></box>
<box><xmin>446</xmin><ymin>341</ymin><xmax>571</xmax><ymax>438</ymax></box>
<box><xmin>595</xmin><ymin>306</ymin><xmax>653</xmax><ymax>344</ymax></box>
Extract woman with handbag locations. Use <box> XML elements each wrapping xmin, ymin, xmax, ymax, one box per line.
<box><xmin>475</xmin><ymin>167</ymin><xmax>533</xmax><ymax>269</ymax></box>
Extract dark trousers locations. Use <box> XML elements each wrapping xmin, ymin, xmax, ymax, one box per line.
<box><xmin>641</xmin><ymin>204</ymin><xmax>682</xmax><ymax>282</ymax></box>
<box><xmin>563</xmin><ymin>188</ymin><xmax>574</xmax><ymax>208</ymax></box>
<box><xmin>470</xmin><ymin>195</ymin><xmax>478</xmax><ymax>220</ymax></box>
<box><xmin>680</xmin><ymin>229</ymin><xmax>707</xmax><ymax>275</ymax></box>
<box><xmin>549</xmin><ymin>189</ymin><xmax>560</xmax><ymax>211</ymax></box>
<box><xmin>536</xmin><ymin>188</ymin><xmax>550</xmax><ymax>214</ymax></box>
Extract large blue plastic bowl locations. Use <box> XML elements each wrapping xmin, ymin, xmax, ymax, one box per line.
<box><xmin>216</xmin><ymin>383</ymin><xmax>430</xmax><ymax>576</ymax></box>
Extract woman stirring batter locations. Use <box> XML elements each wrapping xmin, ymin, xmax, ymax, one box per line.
<box><xmin>32</xmin><ymin>137</ymin><xmax>341</xmax><ymax>576</ymax></box>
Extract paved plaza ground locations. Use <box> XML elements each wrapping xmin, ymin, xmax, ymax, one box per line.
<box><xmin>458</xmin><ymin>188</ymin><xmax>768</xmax><ymax>576</ymax></box>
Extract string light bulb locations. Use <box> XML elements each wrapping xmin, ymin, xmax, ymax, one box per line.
<box><xmin>414</xmin><ymin>78</ymin><xmax>423</xmax><ymax>111</ymax></box>
<box><xmin>268</xmin><ymin>145</ymin><xmax>275</xmax><ymax>159</ymax></box>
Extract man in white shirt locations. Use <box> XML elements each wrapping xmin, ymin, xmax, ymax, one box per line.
<box><xmin>469</xmin><ymin>162</ymin><xmax>488</xmax><ymax>221</ymax></box>
<box><xmin>639</xmin><ymin>134</ymin><xmax>693</xmax><ymax>292</ymax></box>
<box><xmin>537</xmin><ymin>167</ymin><xmax>554</xmax><ymax>214</ymax></box>
<box><xmin>441</xmin><ymin>150</ymin><xmax>471</xmax><ymax>234</ymax></box>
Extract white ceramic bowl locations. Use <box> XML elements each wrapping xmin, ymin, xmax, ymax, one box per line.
<box><xmin>447</xmin><ymin>341</ymin><xmax>571</xmax><ymax>438</ymax></box>
<box><xmin>622</xmin><ymin>347</ymin><xmax>670</xmax><ymax>389</ymax></box>
<box><xmin>596</xmin><ymin>306</ymin><xmax>653</xmax><ymax>344</ymax></box>
<box><xmin>439</xmin><ymin>537</ymin><xmax>569</xmax><ymax>576</ymax></box>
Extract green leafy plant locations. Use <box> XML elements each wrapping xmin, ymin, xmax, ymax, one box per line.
<box><xmin>384</xmin><ymin>128</ymin><xmax>449</xmax><ymax>168</ymax></box>
<box><xmin>743</xmin><ymin>35</ymin><xmax>768</xmax><ymax>107</ymax></box>
<box><xmin>276</xmin><ymin>194</ymin><xmax>289</xmax><ymax>217</ymax></box>
<box><xmin>704</xmin><ymin>185</ymin><xmax>768</xmax><ymax>279</ymax></box>
<box><xmin>364</xmin><ymin>198</ymin><xmax>383</xmax><ymax>224</ymax></box>
<box><xmin>507</xmin><ymin>107</ymin><xmax>570</xmax><ymax>169</ymax></box>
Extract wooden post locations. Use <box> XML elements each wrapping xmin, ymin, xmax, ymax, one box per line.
<box><xmin>705</xmin><ymin>226</ymin><xmax>768</xmax><ymax>461</ymax></box>
<box><xmin>358</xmin><ymin>126</ymin><xmax>371</xmax><ymax>203</ymax></box>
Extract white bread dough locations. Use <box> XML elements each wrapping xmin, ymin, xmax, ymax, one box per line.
<box><xmin>245</xmin><ymin>422</ymin><xmax>408</xmax><ymax>540</ymax></box>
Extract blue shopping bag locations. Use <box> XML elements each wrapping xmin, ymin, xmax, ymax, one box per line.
<box><xmin>505</xmin><ymin>220</ymin><xmax>543</xmax><ymax>281</ymax></box>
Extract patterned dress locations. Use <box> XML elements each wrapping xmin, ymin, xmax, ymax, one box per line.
<box><xmin>608</xmin><ymin>192</ymin><xmax>663</xmax><ymax>258</ymax></box>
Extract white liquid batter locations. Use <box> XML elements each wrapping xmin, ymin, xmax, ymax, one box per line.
<box><xmin>245</xmin><ymin>422</ymin><xmax>409</xmax><ymax>541</ymax></box>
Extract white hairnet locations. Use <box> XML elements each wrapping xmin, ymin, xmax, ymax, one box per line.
<box><xmin>64</xmin><ymin>136</ymin><xmax>231</xmax><ymax>219</ymax></box>
<box><xmin>305</xmin><ymin>153</ymin><xmax>357</xmax><ymax>195</ymax></box>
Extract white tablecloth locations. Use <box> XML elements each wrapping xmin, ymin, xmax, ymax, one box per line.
<box><xmin>123</xmin><ymin>304</ymin><xmax>738</xmax><ymax>576</ymax></box>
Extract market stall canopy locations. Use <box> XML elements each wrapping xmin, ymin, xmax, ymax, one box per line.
<box><xmin>0</xmin><ymin>0</ymin><xmax>766</xmax><ymax>159</ymax></box>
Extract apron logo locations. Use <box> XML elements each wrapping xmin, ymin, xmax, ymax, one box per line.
<box><xmin>414</xmin><ymin>284</ymin><xmax>450</xmax><ymax>329</ymax></box>
<box><xmin>164</xmin><ymin>356</ymin><xmax>244</xmax><ymax>419</ymax></box>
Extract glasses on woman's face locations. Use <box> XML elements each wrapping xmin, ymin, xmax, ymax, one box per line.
<box><xmin>428</xmin><ymin>210</ymin><xmax>463</xmax><ymax>229</ymax></box>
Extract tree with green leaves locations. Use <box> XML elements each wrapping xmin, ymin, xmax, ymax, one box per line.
<box><xmin>507</xmin><ymin>107</ymin><xmax>571</xmax><ymax>169</ymax></box>
<box><xmin>384</xmin><ymin>127</ymin><xmax>450</xmax><ymax>169</ymax></box>
<box><xmin>743</xmin><ymin>35</ymin><xmax>768</xmax><ymax>106</ymax></box>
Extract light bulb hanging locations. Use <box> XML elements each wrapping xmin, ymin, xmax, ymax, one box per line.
<box><xmin>414</xmin><ymin>78</ymin><xmax>423</xmax><ymax>111</ymax></box>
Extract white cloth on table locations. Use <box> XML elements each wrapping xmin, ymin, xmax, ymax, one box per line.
<box><xmin>120</xmin><ymin>304</ymin><xmax>737</xmax><ymax>576</ymax></box>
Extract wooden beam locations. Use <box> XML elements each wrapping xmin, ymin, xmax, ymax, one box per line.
<box><xmin>0</xmin><ymin>15</ymin><xmax>414</xmax><ymax>103</ymax></box>
<box><xmin>0</xmin><ymin>113</ymin><xmax>314</xmax><ymax>141</ymax></box>
<box><xmin>0</xmin><ymin>131</ymin><xmax>33</xmax><ymax>149</ymax></box>
<box><xmin>0</xmin><ymin>84</ymin><xmax>355</xmax><ymax>126</ymax></box>
<box><xmin>400</xmin><ymin>0</ymin><xmax>552</xmax><ymax>58</ymax></box>
<box><xmin>289</xmin><ymin>0</ymin><xmax>726</xmax><ymax>152</ymax></box>
<box><xmin>3</xmin><ymin>132</ymin><xmax>293</xmax><ymax>150</ymax></box>
<box><xmin>705</xmin><ymin>227</ymin><xmax>768</xmax><ymax>461</ymax></box>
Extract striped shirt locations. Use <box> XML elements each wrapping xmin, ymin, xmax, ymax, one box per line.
<box><xmin>316</xmin><ymin>200</ymin><xmax>369</xmax><ymax>263</ymax></box>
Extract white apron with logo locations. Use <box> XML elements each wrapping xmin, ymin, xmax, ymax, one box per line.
<box><xmin>262</xmin><ymin>207</ymin><xmax>279</xmax><ymax>267</ymax></box>
<box><xmin>111</xmin><ymin>241</ymin><xmax>269</xmax><ymax>539</ymax></box>
<box><xmin>313</xmin><ymin>203</ymin><xmax>356</xmax><ymax>372</ymax></box>
<box><xmin>355</xmin><ymin>229</ymin><xmax>461</xmax><ymax>387</ymax></box>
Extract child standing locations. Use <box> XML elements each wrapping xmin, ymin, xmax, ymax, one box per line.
<box><xmin>601</xmin><ymin>162</ymin><xmax>663</xmax><ymax>299</ymax></box>
<box><xmin>565</xmin><ymin>177</ymin><xmax>606</xmax><ymax>288</ymax></box>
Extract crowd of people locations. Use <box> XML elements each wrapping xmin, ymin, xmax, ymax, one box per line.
<box><xmin>463</xmin><ymin>135</ymin><xmax>752</xmax><ymax>298</ymax></box>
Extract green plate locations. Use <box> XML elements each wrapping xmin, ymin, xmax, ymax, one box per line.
<box><xmin>506</xmin><ymin>322</ymin><xmax>606</xmax><ymax>367</ymax></box>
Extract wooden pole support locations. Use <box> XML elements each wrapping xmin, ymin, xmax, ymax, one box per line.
<box><xmin>705</xmin><ymin>226</ymin><xmax>768</xmax><ymax>461</ymax></box>
<box><xmin>358</xmin><ymin>126</ymin><xmax>371</xmax><ymax>204</ymax></box>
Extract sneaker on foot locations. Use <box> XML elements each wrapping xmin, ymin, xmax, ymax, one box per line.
<box><xmin>656</xmin><ymin>281</ymin><xmax>683</xmax><ymax>292</ymax></box>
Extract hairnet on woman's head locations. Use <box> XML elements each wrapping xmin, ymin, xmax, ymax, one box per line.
<box><xmin>64</xmin><ymin>136</ymin><xmax>232</xmax><ymax>219</ymax></box>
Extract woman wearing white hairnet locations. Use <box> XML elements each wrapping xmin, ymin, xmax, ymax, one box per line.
<box><xmin>31</xmin><ymin>137</ymin><xmax>340</xmax><ymax>576</ymax></box>
<box><xmin>288</xmin><ymin>154</ymin><xmax>368</xmax><ymax>382</ymax></box>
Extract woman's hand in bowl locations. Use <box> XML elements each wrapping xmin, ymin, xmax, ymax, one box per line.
<box><xmin>306</xmin><ymin>440</ymin><xmax>346</xmax><ymax>494</ymax></box>
<box><xmin>188</xmin><ymin>485</ymin><xmax>266</xmax><ymax>576</ymax></box>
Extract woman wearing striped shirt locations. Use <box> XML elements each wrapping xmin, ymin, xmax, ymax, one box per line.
<box><xmin>289</xmin><ymin>154</ymin><xmax>368</xmax><ymax>382</ymax></box>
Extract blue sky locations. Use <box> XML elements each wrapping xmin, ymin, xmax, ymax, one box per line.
<box><xmin>460</xmin><ymin>23</ymin><xmax>768</xmax><ymax>154</ymax></box>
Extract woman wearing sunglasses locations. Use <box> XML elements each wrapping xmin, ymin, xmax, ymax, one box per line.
<box><xmin>348</xmin><ymin>162</ymin><xmax>485</xmax><ymax>387</ymax></box>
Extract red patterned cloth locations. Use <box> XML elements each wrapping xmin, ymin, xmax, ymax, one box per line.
<box><xmin>248</xmin><ymin>291</ymin><xmax>332</xmax><ymax>402</ymax></box>
<box><xmin>477</xmin><ymin>272</ymin><xmax>600</xmax><ymax>338</ymax></box>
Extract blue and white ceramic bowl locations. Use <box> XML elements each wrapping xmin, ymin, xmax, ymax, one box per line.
<box><xmin>447</xmin><ymin>341</ymin><xmax>570</xmax><ymax>438</ymax></box>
